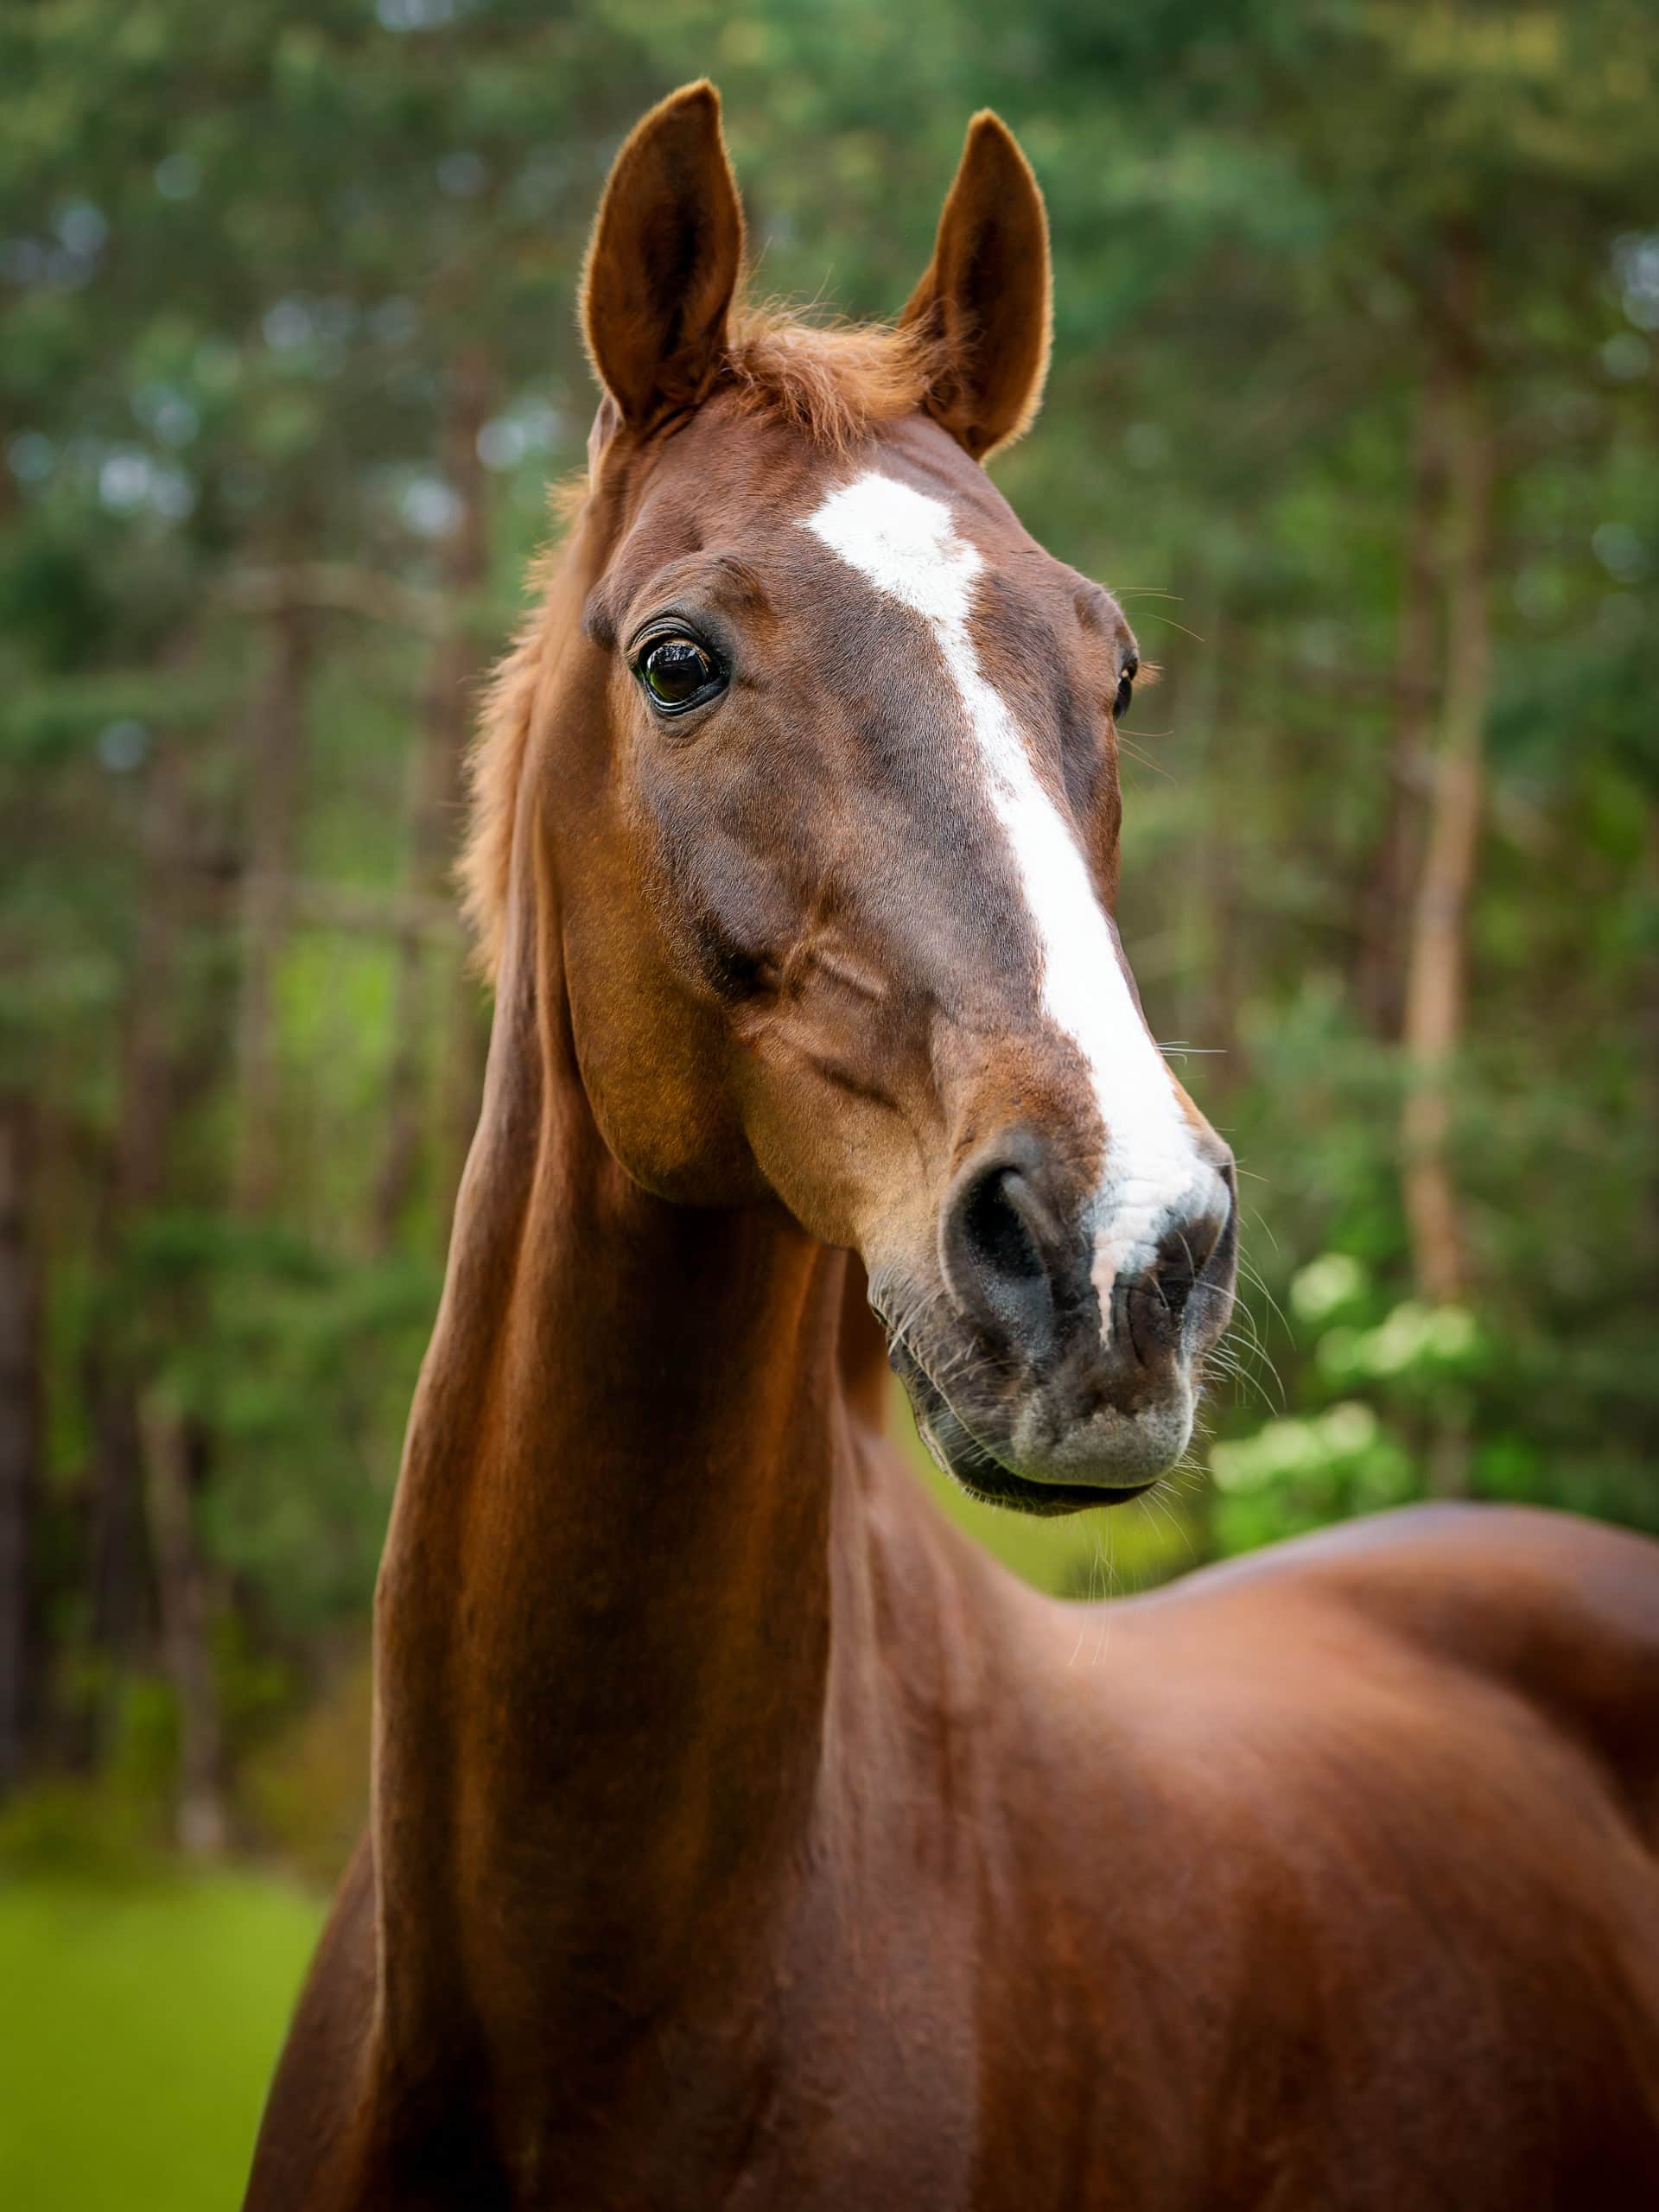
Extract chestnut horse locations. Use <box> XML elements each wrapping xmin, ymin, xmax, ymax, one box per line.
<box><xmin>247</xmin><ymin>86</ymin><xmax>1659</xmax><ymax>2209</ymax></box>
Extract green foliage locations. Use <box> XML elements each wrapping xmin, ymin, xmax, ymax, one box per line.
<box><xmin>0</xmin><ymin>1769</ymin><xmax>166</xmax><ymax>1883</ymax></box>
<box><xmin>1213</xmin><ymin>1402</ymin><xmax>1416</xmax><ymax>1553</ymax></box>
<box><xmin>111</xmin><ymin>1217</ymin><xmax>437</xmax><ymax>1627</ymax></box>
<box><xmin>238</xmin><ymin>1651</ymin><xmax>372</xmax><ymax>1890</ymax></box>
<box><xmin>1211</xmin><ymin>1249</ymin><xmax>1485</xmax><ymax>1553</ymax></box>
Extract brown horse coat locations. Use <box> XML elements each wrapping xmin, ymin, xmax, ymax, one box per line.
<box><xmin>246</xmin><ymin>86</ymin><xmax>1659</xmax><ymax>2209</ymax></box>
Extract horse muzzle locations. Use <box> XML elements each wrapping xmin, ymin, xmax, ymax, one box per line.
<box><xmin>876</xmin><ymin>1124</ymin><xmax>1237</xmax><ymax>1514</ymax></box>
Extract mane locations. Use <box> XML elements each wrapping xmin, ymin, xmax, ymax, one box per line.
<box><xmin>459</xmin><ymin>521</ymin><xmax>575</xmax><ymax>978</ymax></box>
<box><xmin>721</xmin><ymin>297</ymin><xmax>947</xmax><ymax>454</ymax></box>
<box><xmin>461</xmin><ymin>304</ymin><xmax>947</xmax><ymax>974</ymax></box>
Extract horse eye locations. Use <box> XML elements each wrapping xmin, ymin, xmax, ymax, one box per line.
<box><xmin>639</xmin><ymin>635</ymin><xmax>722</xmax><ymax>714</ymax></box>
<box><xmin>1114</xmin><ymin>664</ymin><xmax>1136</xmax><ymax>720</ymax></box>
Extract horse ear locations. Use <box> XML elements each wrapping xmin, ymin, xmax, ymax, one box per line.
<box><xmin>900</xmin><ymin>112</ymin><xmax>1052</xmax><ymax>461</ymax></box>
<box><xmin>582</xmin><ymin>81</ymin><xmax>745</xmax><ymax>429</ymax></box>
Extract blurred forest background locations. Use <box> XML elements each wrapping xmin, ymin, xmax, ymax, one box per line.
<box><xmin>2</xmin><ymin>2</ymin><xmax>1656</xmax><ymax>2202</ymax></box>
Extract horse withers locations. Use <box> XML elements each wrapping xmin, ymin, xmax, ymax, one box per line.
<box><xmin>246</xmin><ymin>83</ymin><xmax>1659</xmax><ymax>2210</ymax></box>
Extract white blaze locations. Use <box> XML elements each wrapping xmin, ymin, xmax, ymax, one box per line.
<box><xmin>803</xmin><ymin>471</ymin><xmax>1216</xmax><ymax>1334</ymax></box>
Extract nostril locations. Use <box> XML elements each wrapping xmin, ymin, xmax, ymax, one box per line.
<box><xmin>1158</xmin><ymin>1252</ymin><xmax>1197</xmax><ymax>1324</ymax></box>
<box><xmin>1160</xmin><ymin>1224</ymin><xmax>1212</xmax><ymax>1319</ymax></box>
<box><xmin>963</xmin><ymin>1167</ymin><xmax>1045</xmax><ymax>1288</ymax></box>
<box><xmin>1139</xmin><ymin>1184</ymin><xmax>1236</xmax><ymax>1340</ymax></box>
<box><xmin>940</xmin><ymin>1146</ymin><xmax>1064</xmax><ymax>1348</ymax></box>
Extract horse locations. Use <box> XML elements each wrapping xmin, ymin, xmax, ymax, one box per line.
<box><xmin>245</xmin><ymin>83</ymin><xmax>1659</xmax><ymax>2210</ymax></box>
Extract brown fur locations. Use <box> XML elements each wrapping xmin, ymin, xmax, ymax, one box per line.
<box><xmin>725</xmin><ymin>301</ymin><xmax>951</xmax><ymax>453</ymax></box>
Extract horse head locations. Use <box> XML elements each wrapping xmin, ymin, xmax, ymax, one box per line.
<box><xmin>467</xmin><ymin>83</ymin><xmax>1237</xmax><ymax>1511</ymax></box>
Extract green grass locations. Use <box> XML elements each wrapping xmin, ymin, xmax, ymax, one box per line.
<box><xmin>0</xmin><ymin>1873</ymin><xmax>322</xmax><ymax>2212</ymax></box>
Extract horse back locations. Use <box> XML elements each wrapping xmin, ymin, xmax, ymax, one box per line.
<box><xmin>990</xmin><ymin>1503</ymin><xmax>1659</xmax><ymax>2206</ymax></box>
<box><xmin>1187</xmin><ymin>1500</ymin><xmax>1659</xmax><ymax>1833</ymax></box>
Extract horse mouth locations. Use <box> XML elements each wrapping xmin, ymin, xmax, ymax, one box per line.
<box><xmin>887</xmin><ymin>1339</ymin><xmax>1160</xmax><ymax>1517</ymax></box>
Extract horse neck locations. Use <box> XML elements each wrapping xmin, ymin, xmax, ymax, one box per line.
<box><xmin>371</xmin><ymin>873</ymin><xmax>861</xmax><ymax>2063</ymax></box>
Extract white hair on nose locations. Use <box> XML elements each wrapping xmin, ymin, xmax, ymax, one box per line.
<box><xmin>802</xmin><ymin>469</ymin><xmax>1217</xmax><ymax>1335</ymax></box>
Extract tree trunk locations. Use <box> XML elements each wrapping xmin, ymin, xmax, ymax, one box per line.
<box><xmin>139</xmin><ymin>1397</ymin><xmax>227</xmax><ymax>1856</ymax></box>
<box><xmin>0</xmin><ymin>1093</ymin><xmax>41</xmax><ymax>1798</ymax></box>
<box><xmin>1189</xmin><ymin>605</ymin><xmax>1244</xmax><ymax>1094</ymax></box>
<box><xmin>1400</xmin><ymin>238</ymin><xmax>1494</xmax><ymax>1497</ymax></box>
<box><xmin>1639</xmin><ymin>803</ymin><xmax>1659</xmax><ymax>1289</ymax></box>
<box><xmin>233</xmin><ymin>601</ymin><xmax>314</xmax><ymax>1217</ymax></box>
<box><xmin>85</xmin><ymin>735</ymin><xmax>192</xmax><ymax>1679</ymax></box>
<box><xmin>1357</xmin><ymin>358</ymin><xmax>1446</xmax><ymax>1037</ymax></box>
<box><xmin>374</xmin><ymin>349</ymin><xmax>496</xmax><ymax>1255</ymax></box>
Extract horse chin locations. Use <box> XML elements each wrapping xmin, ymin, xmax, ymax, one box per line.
<box><xmin>895</xmin><ymin>1351</ymin><xmax>1172</xmax><ymax>1519</ymax></box>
